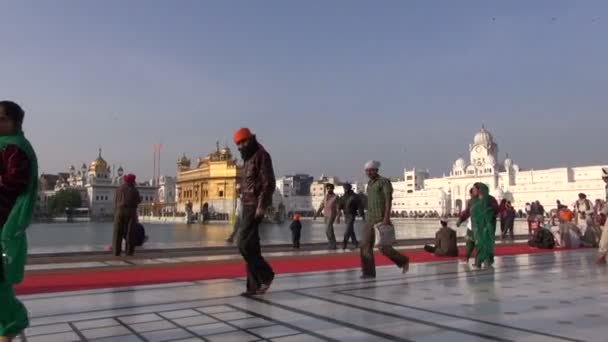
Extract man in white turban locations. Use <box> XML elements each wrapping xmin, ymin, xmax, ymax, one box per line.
<box><xmin>364</xmin><ymin>160</ymin><xmax>381</xmax><ymax>170</ymax></box>
<box><xmin>360</xmin><ymin>160</ymin><xmax>409</xmax><ymax>278</ymax></box>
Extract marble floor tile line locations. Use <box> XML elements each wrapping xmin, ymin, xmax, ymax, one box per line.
<box><xmin>246</xmin><ymin>295</ymin><xmax>416</xmax><ymax>342</ymax></box>
<box><xmin>225</xmin><ymin>304</ymin><xmax>339</xmax><ymax>342</ymax></box>
<box><xmin>160</xmin><ymin>312</ymin><xmax>213</xmax><ymax>342</ymax></box>
<box><xmin>336</xmin><ymin>289</ymin><xmax>584</xmax><ymax>342</ymax></box>
<box><xmin>194</xmin><ymin>308</ymin><xmax>270</xmax><ymax>341</ymax></box>
<box><xmin>290</xmin><ymin>290</ymin><xmax>514</xmax><ymax>342</ymax></box>
<box><xmin>66</xmin><ymin>322</ymin><xmax>90</xmax><ymax>341</ymax></box>
<box><xmin>114</xmin><ymin>316</ymin><xmax>151</xmax><ymax>341</ymax></box>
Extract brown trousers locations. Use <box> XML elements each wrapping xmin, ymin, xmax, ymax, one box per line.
<box><xmin>113</xmin><ymin>208</ymin><xmax>137</xmax><ymax>256</ymax></box>
<box><xmin>360</xmin><ymin>222</ymin><xmax>408</xmax><ymax>277</ymax></box>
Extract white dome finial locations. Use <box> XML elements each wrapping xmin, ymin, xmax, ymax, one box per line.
<box><xmin>473</xmin><ymin>126</ymin><xmax>494</xmax><ymax>146</ymax></box>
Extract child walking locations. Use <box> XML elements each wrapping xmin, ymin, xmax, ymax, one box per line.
<box><xmin>290</xmin><ymin>214</ymin><xmax>302</xmax><ymax>249</ymax></box>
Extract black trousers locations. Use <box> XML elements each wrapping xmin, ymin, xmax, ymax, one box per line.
<box><xmin>238</xmin><ymin>207</ymin><xmax>275</xmax><ymax>292</ymax></box>
<box><xmin>503</xmin><ymin>218</ymin><xmax>515</xmax><ymax>239</ymax></box>
<box><xmin>291</xmin><ymin>229</ymin><xmax>301</xmax><ymax>248</ymax></box>
<box><xmin>500</xmin><ymin>218</ymin><xmax>507</xmax><ymax>238</ymax></box>
<box><xmin>113</xmin><ymin>208</ymin><xmax>137</xmax><ymax>256</ymax></box>
<box><xmin>342</xmin><ymin>214</ymin><xmax>358</xmax><ymax>248</ymax></box>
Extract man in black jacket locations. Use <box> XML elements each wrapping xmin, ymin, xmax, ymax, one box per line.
<box><xmin>233</xmin><ymin>128</ymin><xmax>276</xmax><ymax>296</ymax></box>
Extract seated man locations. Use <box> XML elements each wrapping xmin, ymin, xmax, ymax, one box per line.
<box><xmin>424</xmin><ymin>218</ymin><xmax>458</xmax><ymax>257</ymax></box>
<box><xmin>559</xmin><ymin>209</ymin><xmax>582</xmax><ymax>249</ymax></box>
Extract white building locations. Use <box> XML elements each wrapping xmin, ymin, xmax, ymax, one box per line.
<box><xmin>274</xmin><ymin>174</ymin><xmax>315</xmax><ymax>214</ymax></box>
<box><xmin>391</xmin><ymin>127</ymin><xmax>608</xmax><ymax>216</ymax></box>
<box><xmin>50</xmin><ymin>149</ymin><xmax>158</xmax><ymax>217</ymax></box>
<box><xmin>308</xmin><ymin>175</ymin><xmax>365</xmax><ymax>212</ymax></box>
<box><xmin>158</xmin><ymin>176</ymin><xmax>177</xmax><ymax>204</ymax></box>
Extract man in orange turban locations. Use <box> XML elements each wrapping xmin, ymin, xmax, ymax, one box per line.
<box><xmin>232</xmin><ymin>128</ymin><xmax>276</xmax><ymax>296</ymax></box>
<box><xmin>559</xmin><ymin>208</ymin><xmax>574</xmax><ymax>223</ymax></box>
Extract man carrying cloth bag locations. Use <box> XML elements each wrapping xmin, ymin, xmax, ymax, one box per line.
<box><xmin>360</xmin><ymin>160</ymin><xmax>409</xmax><ymax>279</ymax></box>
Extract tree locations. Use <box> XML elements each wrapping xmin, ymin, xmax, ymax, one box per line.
<box><xmin>48</xmin><ymin>189</ymin><xmax>82</xmax><ymax>215</ymax></box>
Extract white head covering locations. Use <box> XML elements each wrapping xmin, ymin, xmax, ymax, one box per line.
<box><xmin>364</xmin><ymin>160</ymin><xmax>381</xmax><ymax>170</ymax></box>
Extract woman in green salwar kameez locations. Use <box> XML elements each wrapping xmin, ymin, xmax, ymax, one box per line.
<box><xmin>0</xmin><ymin>101</ymin><xmax>38</xmax><ymax>342</ymax></box>
<box><xmin>470</xmin><ymin>183</ymin><xmax>498</xmax><ymax>270</ymax></box>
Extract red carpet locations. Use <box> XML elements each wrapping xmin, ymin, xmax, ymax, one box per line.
<box><xmin>16</xmin><ymin>244</ymin><xmax>570</xmax><ymax>295</ymax></box>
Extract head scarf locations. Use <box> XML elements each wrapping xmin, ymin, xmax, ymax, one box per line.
<box><xmin>233</xmin><ymin>128</ymin><xmax>253</xmax><ymax>144</ymax></box>
<box><xmin>124</xmin><ymin>174</ymin><xmax>136</xmax><ymax>185</ymax></box>
<box><xmin>470</xmin><ymin>182</ymin><xmax>495</xmax><ymax>266</ymax></box>
<box><xmin>364</xmin><ymin>160</ymin><xmax>381</xmax><ymax>170</ymax></box>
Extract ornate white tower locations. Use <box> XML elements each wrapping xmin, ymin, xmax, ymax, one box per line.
<box><xmin>469</xmin><ymin>125</ymin><xmax>499</xmax><ymax>173</ymax></box>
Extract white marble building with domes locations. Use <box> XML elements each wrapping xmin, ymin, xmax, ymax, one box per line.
<box><xmin>391</xmin><ymin>127</ymin><xmax>608</xmax><ymax>216</ymax></box>
<box><xmin>51</xmin><ymin>149</ymin><xmax>159</xmax><ymax>217</ymax></box>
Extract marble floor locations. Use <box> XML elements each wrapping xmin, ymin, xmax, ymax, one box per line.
<box><xmin>17</xmin><ymin>249</ymin><xmax>606</xmax><ymax>342</ymax></box>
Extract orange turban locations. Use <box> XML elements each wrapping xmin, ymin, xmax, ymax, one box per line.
<box><xmin>233</xmin><ymin>128</ymin><xmax>252</xmax><ymax>144</ymax></box>
<box><xmin>293</xmin><ymin>214</ymin><xmax>301</xmax><ymax>221</ymax></box>
<box><xmin>559</xmin><ymin>209</ymin><xmax>573</xmax><ymax>222</ymax></box>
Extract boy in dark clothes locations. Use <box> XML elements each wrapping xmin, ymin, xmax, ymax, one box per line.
<box><xmin>290</xmin><ymin>214</ymin><xmax>302</xmax><ymax>249</ymax></box>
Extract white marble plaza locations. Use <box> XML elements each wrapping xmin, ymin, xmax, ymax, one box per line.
<box><xmin>17</xmin><ymin>249</ymin><xmax>606</xmax><ymax>342</ymax></box>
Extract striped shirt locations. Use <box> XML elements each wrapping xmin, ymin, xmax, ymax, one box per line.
<box><xmin>366</xmin><ymin>176</ymin><xmax>392</xmax><ymax>224</ymax></box>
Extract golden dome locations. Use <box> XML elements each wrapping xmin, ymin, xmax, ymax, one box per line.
<box><xmin>89</xmin><ymin>148</ymin><xmax>108</xmax><ymax>172</ymax></box>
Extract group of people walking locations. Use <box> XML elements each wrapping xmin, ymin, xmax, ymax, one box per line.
<box><xmin>313</xmin><ymin>182</ymin><xmax>365</xmax><ymax>250</ymax></box>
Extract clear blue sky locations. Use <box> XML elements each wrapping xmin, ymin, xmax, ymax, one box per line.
<box><xmin>1</xmin><ymin>1</ymin><xmax>607</xmax><ymax>182</ymax></box>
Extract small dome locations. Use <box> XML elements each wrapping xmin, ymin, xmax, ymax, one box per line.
<box><xmin>512</xmin><ymin>164</ymin><xmax>520</xmax><ymax>172</ymax></box>
<box><xmin>504</xmin><ymin>158</ymin><xmax>513</xmax><ymax>169</ymax></box>
<box><xmin>453</xmin><ymin>158</ymin><xmax>466</xmax><ymax>169</ymax></box>
<box><xmin>178</xmin><ymin>154</ymin><xmax>191</xmax><ymax>167</ymax></box>
<box><xmin>473</xmin><ymin>126</ymin><xmax>494</xmax><ymax>146</ymax></box>
<box><xmin>117</xmin><ymin>166</ymin><xmax>124</xmax><ymax>176</ymax></box>
<box><xmin>89</xmin><ymin>149</ymin><xmax>108</xmax><ymax>173</ymax></box>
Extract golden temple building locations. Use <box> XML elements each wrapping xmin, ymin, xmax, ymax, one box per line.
<box><xmin>176</xmin><ymin>142</ymin><xmax>241</xmax><ymax>215</ymax></box>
